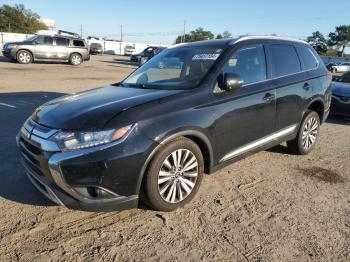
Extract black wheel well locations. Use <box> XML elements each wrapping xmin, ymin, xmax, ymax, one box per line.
<box><xmin>70</xmin><ymin>52</ymin><xmax>82</xmax><ymax>58</ymax></box>
<box><xmin>307</xmin><ymin>100</ymin><xmax>324</xmax><ymax>122</ymax></box>
<box><xmin>183</xmin><ymin>135</ymin><xmax>211</xmax><ymax>174</ymax></box>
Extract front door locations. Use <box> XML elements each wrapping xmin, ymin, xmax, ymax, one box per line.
<box><xmin>212</xmin><ymin>43</ymin><xmax>276</xmax><ymax>163</ymax></box>
<box><xmin>34</xmin><ymin>36</ymin><xmax>54</xmax><ymax>59</ymax></box>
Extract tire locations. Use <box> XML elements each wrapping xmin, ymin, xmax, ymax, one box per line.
<box><xmin>17</xmin><ymin>50</ymin><xmax>33</xmax><ymax>64</ymax></box>
<box><xmin>143</xmin><ymin>137</ymin><xmax>204</xmax><ymax>211</ymax></box>
<box><xmin>69</xmin><ymin>53</ymin><xmax>82</xmax><ymax>65</ymax></box>
<box><xmin>287</xmin><ymin>111</ymin><xmax>320</xmax><ymax>155</ymax></box>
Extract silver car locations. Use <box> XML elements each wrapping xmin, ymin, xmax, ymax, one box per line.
<box><xmin>2</xmin><ymin>34</ymin><xmax>90</xmax><ymax>65</ymax></box>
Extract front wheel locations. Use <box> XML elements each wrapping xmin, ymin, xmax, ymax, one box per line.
<box><xmin>287</xmin><ymin>111</ymin><xmax>320</xmax><ymax>155</ymax></box>
<box><xmin>143</xmin><ymin>137</ymin><xmax>204</xmax><ymax>211</ymax></box>
<box><xmin>69</xmin><ymin>53</ymin><xmax>82</xmax><ymax>65</ymax></box>
<box><xmin>17</xmin><ymin>50</ymin><xmax>33</xmax><ymax>64</ymax></box>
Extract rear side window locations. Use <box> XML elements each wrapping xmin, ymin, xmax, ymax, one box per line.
<box><xmin>269</xmin><ymin>44</ymin><xmax>301</xmax><ymax>78</ymax></box>
<box><xmin>223</xmin><ymin>44</ymin><xmax>267</xmax><ymax>85</ymax></box>
<box><xmin>55</xmin><ymin>37</ymin><xmax>69</xmax><ymax>46</ymax></box>
<box><xmin>297</xmin><ymin>45</ymin><xmax>319</xmax><ymax>70</ymax></box>
<box><xmin>73</xmin><ymin>40</ymin><xmax>85</xmax><ymax>47</ymax></box>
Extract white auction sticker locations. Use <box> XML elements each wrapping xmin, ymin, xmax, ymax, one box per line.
<box><xmin>192</xmin><ymin>54</ymin><xmax>220</xmax><ymax>60</ymax></box>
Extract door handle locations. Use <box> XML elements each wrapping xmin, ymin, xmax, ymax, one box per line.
<box><xmin>263</xmin><ymin>93</ymin><xmax>275</xmax><ymax>102</ymax></box>
<box><xmin>303</xmin><ymin>82</ymin><xmax>310</xmax><ymax>91</ymax></box>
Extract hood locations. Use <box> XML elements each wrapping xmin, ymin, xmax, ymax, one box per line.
<box><xmin>5</xmin><ymin>41</ymin><xmax>31</xmax><ymax>46</ymax></box>
<box><xmin>331</xmin><ymin>81</ymin><xmax>350</xmax><ymax>97</ymax></box>
<box><xmin>32</xmin><ymin>85</ymin><xmax>181</xmax><ymax>130</ymax></box>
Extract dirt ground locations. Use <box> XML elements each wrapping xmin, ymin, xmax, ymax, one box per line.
<box><xmin>0</xmin><ymin>55</ymin><xmax>349</xmax><ymax>261</ymax></box>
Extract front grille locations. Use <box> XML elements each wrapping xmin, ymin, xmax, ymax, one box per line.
<box><xmin>19</xmin><ymin>118</ymin><xmax>57</xmax><ymax>179</ymax></box>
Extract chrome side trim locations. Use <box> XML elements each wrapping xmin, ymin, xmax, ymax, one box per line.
<box><xmin>30</xmin><ymin>134</ymin><xmax>61</xmax><ymax>152</ymax></box>
<box><xmin>220</xmin><ymin>124</ymin><xmax>298</xmax><ymax>162</ymax></box>
<box><xmin>32</xmin><ymin>128</ymin><xmax>58</xmax><ymax>139</ymax></box>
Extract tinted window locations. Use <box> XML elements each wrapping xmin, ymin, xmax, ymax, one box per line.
<box><xmin>55</xmin><ymin>37</ymin><xmax>69</xmax><ymax>46</ymax></box>
<box><xmin>35</xmin><ymin>36</ymin><xmax>53</xmax><ymax>46</ymax></box>
<box><xmin>297</xmin><ymin>45</ymin><xmax>319</xmax><ymax>70</ymax></box>
<box><xmin>270</xmin><ymin>44</ymin><xmax>301</xmax><ymax>78</ymax></box>
<box><xmin>73</xmin><ymin>40</ymin><xmax>85</xmax><ymax>47</ymax></box>
<box><xmin>339</xmin><ymin>71</ymin><xmax>350</xmax><ymax>83</ymax></box>
<box><xmin>223</xmin><ymin>44</ymin><xmax>267</xmax><ymax>85</ymax></box>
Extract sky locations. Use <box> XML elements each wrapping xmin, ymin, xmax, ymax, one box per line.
<box><xmin>2</xmin><ymin>0</ymin><xmax>350</xmax><ymax>45</ymax></box>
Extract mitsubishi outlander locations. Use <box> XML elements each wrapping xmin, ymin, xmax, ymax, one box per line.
<box><xmin>16</xmin><ymin>36</ymin><xmax>332</xmax><ymax>212</ymax></box>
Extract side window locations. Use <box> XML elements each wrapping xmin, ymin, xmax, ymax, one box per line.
<box><xmin>269</xmin><ymin>44</ymin><xmax>301</xmax><ymax>78</ymax></box>
<box><xmin>35</xmin><ymin>36</ymin><xmax>53</xmax><ymax>46</ymax></box>
<box><xmin>223</xmin><ymin>44</ymin><xmax>267</xmax><ymax>85</ymax></box>
<box><xmin>55</xmin><ymin>37</ymin><xmax>69</xmax><ymax>46</ymax></box>
<box><xmin>73</xmin><ymin>40</ymin><xmax>85</xmax><ymax>47</ymax></box>
<box><xmin>297</xmin><ymin>45</ymin><xmax>319</xmax><ymax>71</ymax></box>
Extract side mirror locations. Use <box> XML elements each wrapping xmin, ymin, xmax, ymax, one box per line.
<box><xmin>218</xmin><ymin>73</ymin><xmax>243</xmax><ymax>91</ymax></box>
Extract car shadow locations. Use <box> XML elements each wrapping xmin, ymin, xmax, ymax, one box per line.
<box><xmin>326</xmin><ymin>115</ymin><xmax>350</xmax><ymax>126</ymax></box>
<box><xmin>0</xmin><ymin>91</ymin><xmax>65</xmax><ymax>207</ymax></box>
<box><xmin>266</xmin><ymin>144</ymin><xmax>291</xmax><ymax>155</ymax></box>
<box><xmin>0</xmin><ymin>55</ymin><xmax>13</xmax><ymax>63</ymax></box>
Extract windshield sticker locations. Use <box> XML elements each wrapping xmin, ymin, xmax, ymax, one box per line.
<box><xmin>192</xmin><ymin>54</ymin><xmax>220</xmax><ymax>60</ymax></box>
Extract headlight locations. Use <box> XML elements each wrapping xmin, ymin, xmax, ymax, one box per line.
<box><xmin>8</xmin><ymin>44</ymin><xmax>18</xmax><ymax>49</ymax></box>
<box><xmin>53</xmin><ymin>125</ymin><xmax>133</xmax><ymax>151</ymax></box>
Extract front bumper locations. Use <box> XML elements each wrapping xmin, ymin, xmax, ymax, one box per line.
<box><xmin>2</xmin><ymin>48</ymin><xmax>16</xmax><ymax>59</ymax></box>
<box><xmin>331</xmin><ymin>96</ymin><xmax>350</xmax><ymax>117</ymax></box>
<box><xmin>16</xmin><ymin>119</ymin><xmax>155</xmax><ymax>211</ymax></box>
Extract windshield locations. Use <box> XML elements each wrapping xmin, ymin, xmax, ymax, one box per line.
<box><xmin>25</xmin><ymin>35</ymin><xmax>39</xmax><ymax>42</ymax></box>
<box><xmin>122</xmin><ymin>46</ymin><xmax>224</xmax><ymax>89</ymax></box>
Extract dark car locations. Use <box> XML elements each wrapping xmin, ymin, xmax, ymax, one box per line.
<box><xmin>331</xmin><ymin>71</ymin><xmax>350</xmax><ymax>117</ymax></box>
<box><xmin>140</xmin><ymin>47</ymin><xmax>167</xmax><ymax>65</ymax></box>
<box><xmin>89</xmin><ymin>43</ymin><xmax>103</xmax><ymax>55</ymax></box>
<box><xmin>16</xmin><ymin>36</ymin><xmax>331</xmax><ymax>212</ymax></box>
<box><xmin>130</xmin><ymin>46</ymin><xmax>160</xmax><ymax>63</ymax></box>
<box><xmin>2</xmin><ymin>32</ymin><xmax>90</xmax><ymax>65</ymax></box>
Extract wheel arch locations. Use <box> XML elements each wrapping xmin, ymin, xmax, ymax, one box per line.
<box><xmin>135</xmin><ymin>130</ymin><xmax>214</xmax><ymax>195</ymax></box>
<box><xmin>305</xmin><ymin>98</ymin><xmax>325</xmax><ymax>123</ymax></box>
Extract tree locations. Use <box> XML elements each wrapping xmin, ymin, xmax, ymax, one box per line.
<box><xmin>216</xmin><ymin>30</ymin><xmax>232</xmax><ymax>39</ymax></box>
<box><xmin>306</xmin><ymin>31</ymin><xmax>328</xmax><ymax>54</ymax></box>
<box><xmin>175</xmin><ymin>27</ymin><xmax>214</xmax><ymax>44</ymax></box>
<box><xmin>328</xmin><ymin>25</ymin><xmax>350</xmax><ymax>57</ymax></box>
<box><xmin>0</xmin><ymin>4</ymin><xmax>47</xmax><ymax>33</ymax></box>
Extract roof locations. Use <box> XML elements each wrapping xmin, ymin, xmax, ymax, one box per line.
<box><xmin>171</xmin><ymin>35</ymin><xmax>307</xmax><ymax>49</ymax></box>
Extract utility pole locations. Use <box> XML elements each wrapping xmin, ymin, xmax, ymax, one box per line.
<box><xmin>8</xmin><ymin>22</ymin><xmax>11</xmax><ymax>32</ymax></box>
<box><xmin>182</xmin><ymin>20</ymin><xmax>186</xmax><ymax>43</ymax></box>
<box><xmin>120</xmin><ymin>24</ymin><xmax>123</xmax><ymax>42</ymax></box>
<box><xmin>80</xmin><ymin>24</ymin><xmax>83</xmax><ymax>38</ymax></box>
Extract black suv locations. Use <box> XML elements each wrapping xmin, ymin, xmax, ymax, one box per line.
<box><xmin>17</xmin><ymin>37</ymin><xmax>331</xmax><ymax>212</ymax></box>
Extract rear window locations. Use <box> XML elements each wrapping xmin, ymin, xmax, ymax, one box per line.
<box><xmin>55</xmin><ymin>37</ymin><xmax>69</xmax><ymax>46</ymax></box>
<box><xmin>297</xmin><ymin>45</ymin><xmax>319</xmax><ymax>71</ymax></box>
<box><xmin>73</xmin><ymin>40</ymin><xmax>85</xmax><ymax>47</ymax></box>
<box><xmin>269</xmin><ymin>44</ymin><xmax>301</xmax><ymax>78</ymax></box>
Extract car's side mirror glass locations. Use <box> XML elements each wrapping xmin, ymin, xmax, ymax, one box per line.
<box><xmin>217</xmin><ymin>73</ymin><xmax>243</xmax><ymax>91</ymax></box>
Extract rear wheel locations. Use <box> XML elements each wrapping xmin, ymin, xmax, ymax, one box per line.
<box><xmin>17</xmin><ymin>50</ymin><xmax>33</xmax><ymax>64</ymax></box>
<box><xmin>69</xmin><ymin>53</ymin><xmax>82</xmax><ymax>65</ymax></box>
<box><xmin>143</xmin><ymin>137</ymin><xmax>204</xmax><ymax>211</ymax></box>
<box><xmin>287</xmin><ymin>111</ymin><xmax>320</xmax><ymax>155</ymax></box>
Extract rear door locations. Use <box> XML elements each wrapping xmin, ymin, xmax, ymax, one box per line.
<box><xmin>267</xmin><ymin>43</ymin><xmax>313</xmax><ymax>131</ymax></box>
<box><xmin>53</xmin><ymin>37</ymin><xmax>70</xmax><ymax>60</ymax></box>
<box><xmin>33</xmin><ymin>36</ymin><xmax>54</xmax><ymax>59</ymax></box>
<box><xmin>212</xmin><ymin>43</ymin><xmax>276</xmax><ymax>162</ymax></box>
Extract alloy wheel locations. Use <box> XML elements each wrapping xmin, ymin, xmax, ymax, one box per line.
<box><xmin>18</xmin><ymin>52</ymin><xmax>31</xmax><ymax>63</ymax></box>
<box><xmin>71</xmin><ymin>55</ymin><xmax>81</xmax><ymax>65</ymax></box>
<box><xmin>302</xmin><ymin>117</ymin><xmax>318</xmax><ymax>149</ymax></box>
<box><xmin>158</xmin><ymin>149</ymin><xmax>198</xmax><ymax>204</ymax></box>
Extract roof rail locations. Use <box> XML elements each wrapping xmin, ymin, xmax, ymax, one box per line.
<box><xmin>57</xmin><ymin>30</ymin><xmax>80</xmax><ymax>38</ymax></box>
